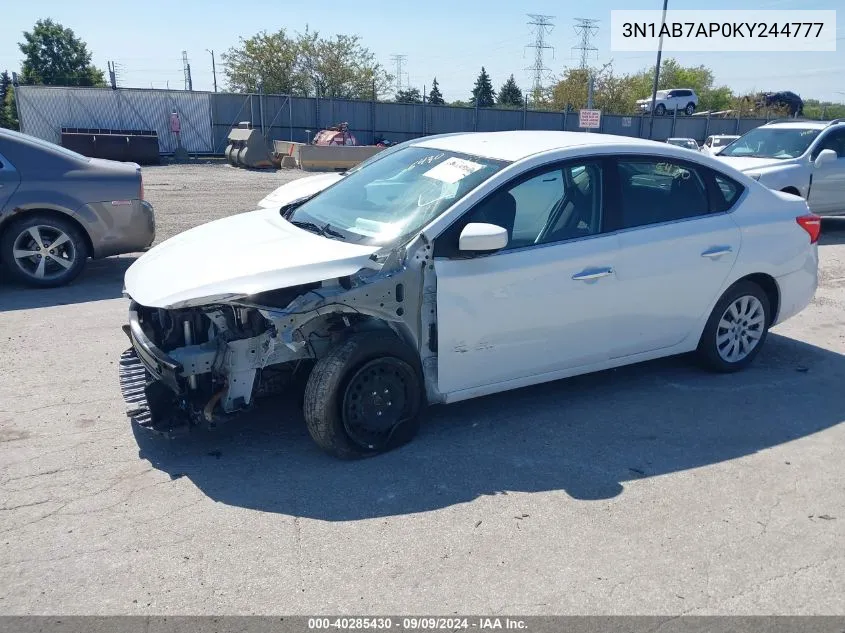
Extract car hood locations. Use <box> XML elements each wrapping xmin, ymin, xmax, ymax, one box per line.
<box><xmin>257</xmin><ymin>172</ymin><xmax>344</xmax><ymax>209</ymax></box>
<box><xmin>714</xmin><ymin>155</ymin><xmax>793</xmax><ymax>172</ymax></box>
<box><xmin>124</xmin><ymin>207</ymin><xmax>380</xmax><ymax>309</ymax></box>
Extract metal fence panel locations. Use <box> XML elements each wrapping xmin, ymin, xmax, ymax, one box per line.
<box><xmin>17</xmin><ymin>85</ymin><xmax>782</xmax><ymax>156</ymax></box>
<box><xmin>16</xmin><ymin>86</ymin><xmax>213</xmax><ymax>153</ymax></box>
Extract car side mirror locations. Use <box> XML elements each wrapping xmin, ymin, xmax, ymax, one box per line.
<box><xmin>814</xmin><ymin>149</ymin><xmax>837</xmax><ymax>168</ymax></box>
<box><xmin>458</xmin><ymin>222</ymin><xmax>508</xmax><ymax>253</ymax></box>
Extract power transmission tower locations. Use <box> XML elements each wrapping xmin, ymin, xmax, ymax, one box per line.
<box><xmin>524</xmin><ymin>14</ymin><xmax>555</xmax><ymax>106</ymax></box>
<box><xmin>572</xmin><ymin>18</ymin><xmax>599</xmax><ymax>69</ymax></box>
<box><xmin>390</xmin><ymin>54</ymin><xmax>407</xmax><ymax>94</ymax></box>
<box><xmin>182</xmin><ymin>50</ymin><xmax>193</xmax><ymax>91</ymax></box>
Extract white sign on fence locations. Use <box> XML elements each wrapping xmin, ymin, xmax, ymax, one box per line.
<box><xmin>579</xmin><ymin>109</ymin><xmax>601</xmax><ymax>129</ymax></box>
<box><xmin>622</xmin><ymin>116</ymin><xmax>632</xmax><ymax>128</ymax></box>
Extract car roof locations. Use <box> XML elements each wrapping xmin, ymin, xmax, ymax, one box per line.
<box><xmin>763</xmin><ymin>121</ymin><xmax>830</xmax><ymax>130</ymax></box>
<box><xmin>412</xmin><ymin>130</ymin><xmax>684</xmax><ymax>162</ymax></box>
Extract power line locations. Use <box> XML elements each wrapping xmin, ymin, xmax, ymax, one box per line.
<box><xmin>573</xmin><ymin>18</ymin><xmax>599</xmax><ymax>69</ymax></box>
<box><xmin>524</xmin><ymin>14</ymin><xmax>555</xmax><ymax>104</ymax></box>
<box><xmin>390</xmin><ymin>54</ymin><xmax>407</xmax><ymax>94</ymax></box>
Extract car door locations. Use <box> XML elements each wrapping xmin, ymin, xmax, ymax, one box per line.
<box><xmin>809</xmin><ymin>128</ymin><xmax>845</xmax><ymax>215</ymax></box>
<box><xmin>433</xmin><ymin>158</ymin><xmax>620</xmax><ymax>396</ymax></box>
<box><xmin>0</xmin><ymin>151</ymin><xmax>22</xmax><ymax>213</ymax></box>
<box><xmin>608</xmin><ymin>156</ymin><xmax>742</xmax><ymax>358</ymax></box>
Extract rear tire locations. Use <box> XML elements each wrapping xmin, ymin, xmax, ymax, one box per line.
<box><xmin>697</xmin><ymin>281</ymin><xmax>771</xmax><ymax>373</ymax></box>
<box><xmin>685</xmin><ymin>102</ymin><xmax>696</xmax><ymax>116</ymax></box>
<box><xmin>0</xmin><ymin>213</ymin><xmax>88</xmax><ymax>287</ymax></box>
<box><xmin>303</xmin><ymin>331</ymin><xmax>424</xmax><ymax>459</ymax></box>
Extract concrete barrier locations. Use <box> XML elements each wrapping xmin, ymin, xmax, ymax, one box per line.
<box><xmin>272</xmin><ymin>140</ymin><xmax>304</xmax><ymax>168</ymax></box>
<box><xmin>298</xmin><ymin>145</ymin><xmax>386</xmax><ymax>171</ymax></box>
<box><xmin>225</xmin><ymin>127</ymin><xmax>273</xmax><ymax>168</ymax></box>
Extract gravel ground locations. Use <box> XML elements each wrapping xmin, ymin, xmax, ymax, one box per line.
<box><xmin>0</xmin><ymin>163</ymin><xmax>843</xmax><ymax>615</ymax></box>
<box><xmin>143</xmin><ymin>162</ymin><xmax>306</xmax><ymax>244</ymax></box>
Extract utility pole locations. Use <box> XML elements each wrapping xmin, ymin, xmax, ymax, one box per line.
<box><xmin>207</xmin><ymin>49</ymin><xmax>217</xmax><ymax>92</ymax></box>
<box><xmin>182</xmin><ymin>50</ymin><xmax>193</xmax><ymax>91</ymax></box>
<box><xmin>572</xmin><ymin>18</ymin><xmax>599</xmax><ymax>69</ymax></box>
<box><xmin>524</xmin><ymin>14</ymin><xmax>555</xmax><ymax>106</ymax></box>
<box><xmin>107</xmin><ymin>61</ymin><xmax>117</xmax><ymax>89</ymax></box>
<box><xmin>648</xmin><ymin>0</ymin><xmax>669</xmax><ymax>139</ymax></box>
<box><xmin>390</xmin><ymin>54</ymin><xmax>407</xmax><ymax>94</ymax></box>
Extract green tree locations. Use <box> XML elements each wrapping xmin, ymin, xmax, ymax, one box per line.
<box><xmin>428</xmin><ymin>78</ymin><xmax>444</xmax><ymax>105</ymax></box>
<box><xmin>3</xmin><ymin>85</ymin><xmax>19</xmax><ymax>130</ymax></box>
<box><xmin>222</xmin><ymin>29</ymin><xmax>303</xmax><ymax>94</ymax></box>
<box><xmin>18</xmin><ymin>19</ymin><xmax>104</xmax><ymax>86</ymax></box>
<box><xmin>0</xmin><ymin>71</ymin><xmax>11</xmax><ymax>129</ymax></box>
<box><xmin>222</xmin><ymin>27</ymin><xmax>392</xmax><ymax>99</ymax></box>
<box><xmin>470</xmin><ymin>67</ymin><xmax>495</xmax><ymax>108</ymax></box>
<box><xmin>550</xmin><ymin>67</ymin><xmax>591</xmax><ymax>112</ymax></box>
<box><xmin>395</xmin><ymin>87</ymin><xmax>422</xmax><ymax>103</ymax></box>
<box><xmin>496</xmin><ymin>74</ymin><xmax>524</xmax><ymax>108</ymax></box>
<box><xmin>295</xmin><ymin>29</ymin><xmax>391</xmax><ymax>99</ymax></box>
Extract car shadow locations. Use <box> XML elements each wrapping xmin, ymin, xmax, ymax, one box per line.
<box><xmin>132</xmin><ymin>333</ymin><xmax>845</xmax><ymax>520</ymax></box>
<box><xmin>820</xmin><ymin>217</ymin><xmax>845</xmax><ymax>246</ymax></box>
<box><xmin>0</xmin><ymin>255</ymin><xmax>136</xmax><ymax>312</ymax></box>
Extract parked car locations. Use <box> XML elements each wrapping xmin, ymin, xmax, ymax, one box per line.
<box><xmin>666</xmin><ymin>137</ymin><xmax>700</xmax><ymax>151</ymax></box>
<box><xmin>715</xmin><ymin>119</ymin><xmax>845</xmax><ymax>215</ymax></box>
<box><xmin>636</xmin><ymin>89</ymin><xmax>698</xmax><ymax>116</ymax></box>
<box><xmin>701</xmin><ymin>135</ymin><xmax>740</xmax><ymax>156</ymax></box>
<box><xmin>122</xmin><ymin>131</ymin><xmax>819</xmax><ymax>458</ymax></box>
<box><xmin>0</xmin><ymin>128</ymin><xmax>155</xmax><ymax>287</ymax></box>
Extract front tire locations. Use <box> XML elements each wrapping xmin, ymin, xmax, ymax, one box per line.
<box><xmin>0</xmin><ymin>213</ymin><xmax>89</xmax><ymax>287</ymax></box>
<box><xmin>697</xmin><ymin>281</ymin><xmax>771</xmax><ymax>373</ymax></box>
<box><xmin>303</xmin><ymin>331</ymin><xmax>424</xmax><ymax>459</ymax></box>
<box><xmin>655</xmin><ymin>103</ymin><xmax>666</xmax><ymax>116</ymax></box>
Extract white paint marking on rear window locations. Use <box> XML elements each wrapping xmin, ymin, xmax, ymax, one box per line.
<box><xmin>423</xmin><ymin>157</ymin><xmax>485</xmax><ymax>184</ymax></box>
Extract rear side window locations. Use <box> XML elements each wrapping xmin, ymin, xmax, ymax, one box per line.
<box><xmin>616</xmin><ymin>159</ymin><xmax>710</xmax><ymax>228</ymax></box>
<box><xmin>711</xmin><ymin>173</ymin><xmax>743</xmax><ymax>211</ymax></box>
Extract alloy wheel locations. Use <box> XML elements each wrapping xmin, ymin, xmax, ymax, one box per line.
<box><xmin>716</xmin><ymin>295</ymin><xmax>766</xmax><ymax>363</ymax></box>
<box><xmin>11</xmin><ymin>225</ymin><xmax>77</xmax><ymax>282</ymax></box>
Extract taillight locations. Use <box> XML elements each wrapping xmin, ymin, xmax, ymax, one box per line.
<box><xmin>139</xmin><ymin>175</ymin><xmax>144</xmax><ymax>201</ymax></box>
<box><xmin>796</xmin><ymin>213</ymin><xmax>821</xmax><ymax>244</ymax></box>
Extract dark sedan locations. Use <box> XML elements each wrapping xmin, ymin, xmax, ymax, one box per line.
<box><xmin>0</xmin><ymin>128</ymin><xmax>155</xmax><ymax>287</ymax></box>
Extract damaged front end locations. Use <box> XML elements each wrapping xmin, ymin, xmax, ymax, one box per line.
<box><xmin>120</xmin><ymin>239</ymin><xmax>440</xmax><ymax>437</ymax></box>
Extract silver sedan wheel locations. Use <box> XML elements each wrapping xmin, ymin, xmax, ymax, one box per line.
<box><xmin>716</xmin><ymin>295</ymin><xmax>766</xmax><ymax>363</ymax></box>
<box><xmin>11</xmin><ymin>225</ymin><xmax>77</xmax><ymax>281</ymax></box>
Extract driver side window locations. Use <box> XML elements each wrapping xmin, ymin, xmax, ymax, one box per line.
<box><xmin>461</xmin><ymin>161</ymin><xmax>604</xmax><ymax>252</ymax></box>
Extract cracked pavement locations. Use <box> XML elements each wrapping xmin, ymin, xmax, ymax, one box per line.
<box><xmin>0</xmin><ymin>163</ymin><xmax>843</xmax><ymax>614</ymax></box>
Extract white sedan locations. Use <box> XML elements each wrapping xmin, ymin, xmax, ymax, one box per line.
<box><xmin>121</xmin><ymin>131</ymin><xmax>819</xmax><ymax>458</ymax></box>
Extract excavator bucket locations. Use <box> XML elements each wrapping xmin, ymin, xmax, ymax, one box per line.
<box><xmin>225</xmin><ymin>124</ymin><xmax>272</xmax><ymax>169</ymax></box>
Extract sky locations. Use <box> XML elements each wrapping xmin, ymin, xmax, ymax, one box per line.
<box><xmin>1</xmin><ymin>0</ymin><xmax>843</xmax><ymax>103</ymax></box>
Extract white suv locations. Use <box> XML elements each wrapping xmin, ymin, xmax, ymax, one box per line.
<box><xmin>637</xmin><ymin>89</ymin><xmax>698</xmax><ymax>116</ymax></box>
<box><xmin>715</xmin><ymin>119</ymin><xmax>845</xmax><ymax>216</ymax></box>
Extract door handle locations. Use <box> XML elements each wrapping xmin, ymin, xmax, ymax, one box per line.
<box><xmin>572</xmin><ymin>267</ymin><xmax>614</xmax><ymax>281</ymax></box>
<box><xmin>701</xmin><ymin>246</ymin><xmax>732</xmax><ymax>259</ymax></box>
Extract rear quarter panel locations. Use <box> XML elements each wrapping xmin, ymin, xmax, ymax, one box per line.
<box><xmin>724</xmin><ymin>185</ymin><xmax>818</xmax><ymax>323</ymax></box>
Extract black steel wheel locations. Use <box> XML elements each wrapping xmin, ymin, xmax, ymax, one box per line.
<box><xmin>304</xmin><ymin>331</ymin><xmax>424</xmax><ymax>459</ymax></box>
<box><xmin>342</xmin><ymin>357</ymin><xmax>418</xmax><ymax>451</ymax></box>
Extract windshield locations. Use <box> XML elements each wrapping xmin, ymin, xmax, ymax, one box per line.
<box><xmin>720</xmin><ymin>127</ymin><xmax>821</xmax><ymax>159</ymax></box>
<box><xmin>289</xmin><ymin>146</ymin><xmax>507</xmax><ymax>246</ymax></box>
